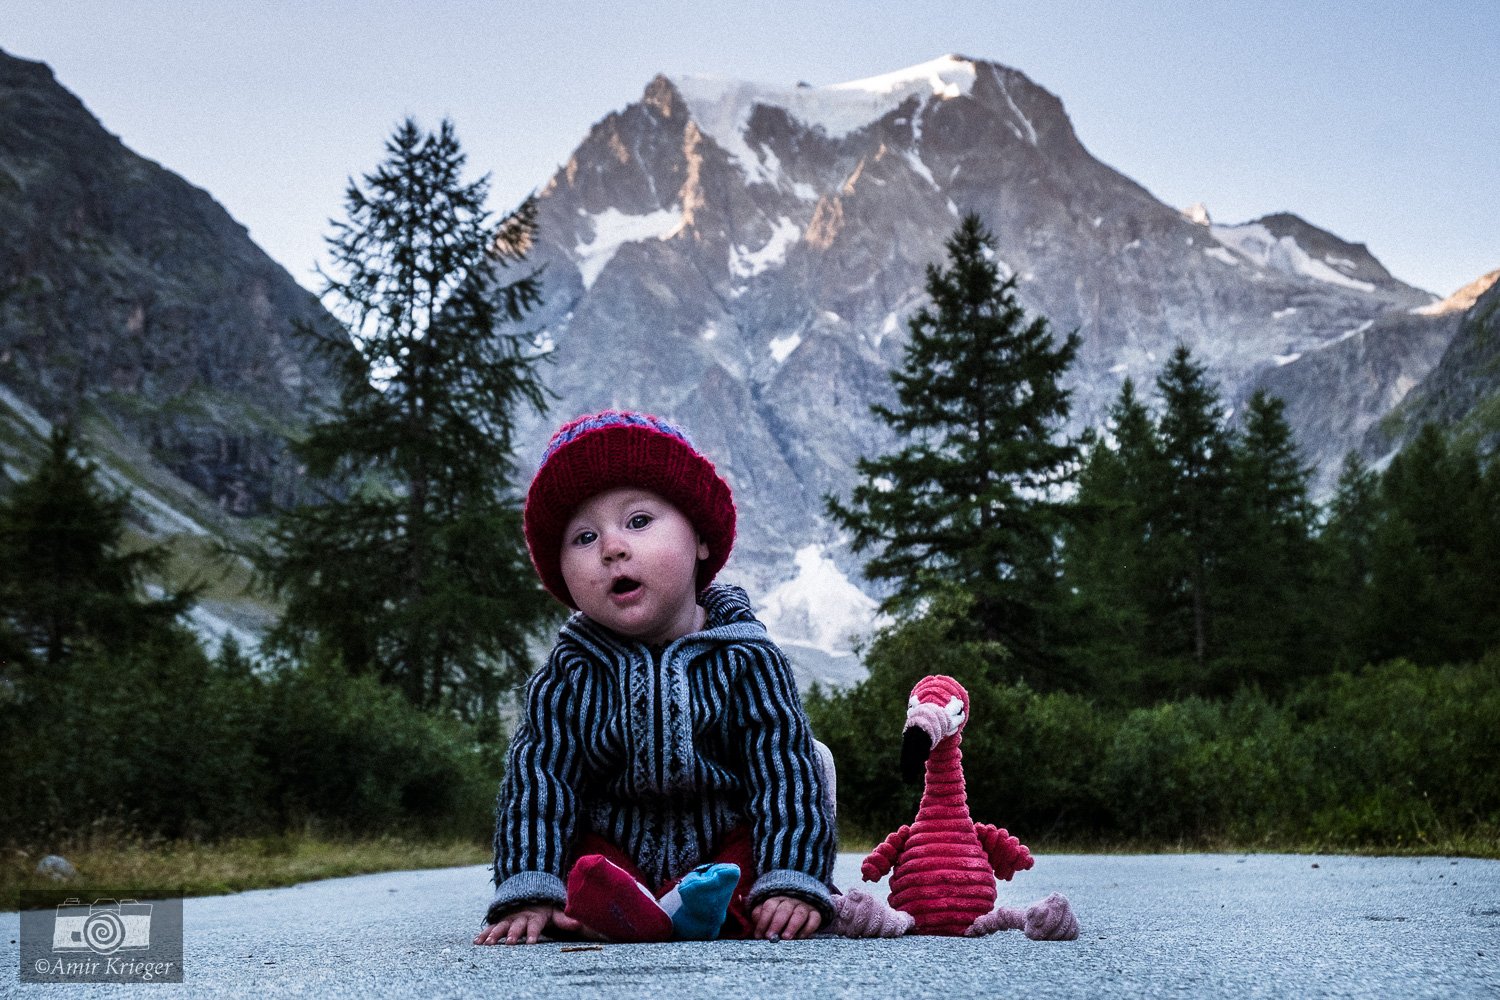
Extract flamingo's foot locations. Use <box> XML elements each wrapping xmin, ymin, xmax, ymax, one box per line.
<box><xmin>831</xmin><ymin>889</ymin><xmax>915</xmax><ymax>938</ymax></box>
<box><xmin>1023</xmin><ymin>892</ymin><xmax>1079</xmax><ymax>941</ymax></box>
<box><xmin>965</xmin><ymin>892</ymin><xmax>1078</xmax><ymax>940</ymax></box>
<box><xmin>964</xmin><ymin>905</ymin><xmax>1025</xmax><ymax>936</ymax></box>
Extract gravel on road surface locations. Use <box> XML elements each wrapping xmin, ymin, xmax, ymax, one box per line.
<box><xmin>4</xmin><ymin>852</ymin><xmax>1497</xmax><ymax>998</ymax></box>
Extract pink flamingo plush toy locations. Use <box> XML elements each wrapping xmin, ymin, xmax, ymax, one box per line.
<box><xmin>832</xmin><ymin>674</ymin><xmax>1079</xmax><ymax>939</ymax></box>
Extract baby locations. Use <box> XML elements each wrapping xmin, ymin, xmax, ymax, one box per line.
<box><xmin>475</xmin><ymin>410</ymin><xmax>835</xmax><ymax>945</ymax></box>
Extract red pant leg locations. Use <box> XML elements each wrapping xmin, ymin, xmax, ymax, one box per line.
<box><xmin>572</xmin><ymin>827</ymin><xmax>763</xmax><ymax>939</ymax></box>
<box><xmin>569</xmin><ymin>832</ymin><xmax>656</xmax><ymax>891</ymax></box>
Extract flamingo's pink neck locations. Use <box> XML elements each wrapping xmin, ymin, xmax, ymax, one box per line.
<box><xmin>917</xmin><ymin>734</ymin><xmax>969</xmax><ymax>817</ymax></box>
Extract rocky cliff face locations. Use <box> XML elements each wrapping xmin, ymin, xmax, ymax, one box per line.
<box><xmin>1359</xmin><ymin>271</ymin><xmax>1500</xmax><ymax>460</ymax></box>
<box><xmin>505</xmin><ymin>55</ymin><xmax>1453</xmax><ymax>644</ymax></box>
<box><xmin>0</xmin><ymin>49</ymin><xmax>335</xmax><ymax>515</ymax></box>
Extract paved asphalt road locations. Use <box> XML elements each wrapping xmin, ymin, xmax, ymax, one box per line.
<box><xmin>4</xmin><ymin>852</ymin><xmax>1497</xmax><ymax>998</ymax></box>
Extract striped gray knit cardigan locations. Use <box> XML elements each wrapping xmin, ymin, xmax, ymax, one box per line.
<box><xmin>488</xmin><ymin>585</ymin><xmax>835</xmax><ymax>924</ymax></box>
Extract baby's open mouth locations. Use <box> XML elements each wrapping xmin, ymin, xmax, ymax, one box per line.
<box><xmin>610</xmin><ymin>577</ymin><xmax>642</xmax><ymax>595</ymax></box>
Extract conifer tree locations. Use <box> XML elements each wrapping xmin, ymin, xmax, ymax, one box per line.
<box><xmin>0</xmin><ymin>427</ymin><xmax>188</xmax><ymax>671</ymax></box>
<box><xmin>1061</xmin><ymin>378</ymin><xmax>1169</xmax><ymax>702</ymax></box>
<box><xmin>259</xmin><ymin>118</ymin><xmax>552</xmax><ymax>721</ymax></box>
<box><xmin>1365</xmin><ymin>424</ymin><xmax>1484</xmax><ymax>665</ymax></box>
<box><xmin>1219</xmin><ymin>390</ymin><xmax>1317</xmax><ymax>689</ymax></box>
<box><xmin>826</xmin><ymin>214</ymin><xmax>1080</xmax><ymax>678</ymax></box>
<box><xmin>1314</xmin><ymin>451</ymin><xmax>1381</xmax><ymax>668</ymax></box>
<box><xmin>1153</xmin><ymin>345</ymin><xmax>1235</xmax><ymax>678</ymax></box>
<box><xmin>1473</xmin><ymin>456</ymin><xmax>1500</xmax><ymax>653</ymax></box>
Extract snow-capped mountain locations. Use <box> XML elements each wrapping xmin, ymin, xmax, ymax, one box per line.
<box><xmin>5</xmin><ymin>47</ymin><xmax>1490</xmax><ymax>678</ymax></box>
<box><xmin>509</xmin><ymin>54</ymin><xmax>1460</xmax><ymax>659</ymax></box>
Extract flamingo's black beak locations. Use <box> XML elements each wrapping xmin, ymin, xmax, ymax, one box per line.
<box><xmin>901</xmin><ymin>725</ymin><xmax>931</xmax><ymax>784</ymax></box>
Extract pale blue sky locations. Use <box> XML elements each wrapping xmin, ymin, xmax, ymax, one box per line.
<box><xmin>5</xmin><ymin>1</ymin><xmax>1496</xmax><ymax>296</ymax></box>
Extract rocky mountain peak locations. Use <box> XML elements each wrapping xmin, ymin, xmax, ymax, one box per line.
<box><xmin>0</xmin><ymin>47</ymin><xmax>335</xmax><ymax>515</ymax></box>
<box><xmin>1224</xmin><ymin>211</ymin><xmax>1425</xmax><ymax>297</ymax></box>
<box><xmin>509</xmin><ymin>55</ymin><xmax>1471</xmax><ymax>673</ymax></box>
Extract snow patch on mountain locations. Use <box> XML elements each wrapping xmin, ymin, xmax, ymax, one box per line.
<box><xmin>0</xmin><ymin>383</ymin><xmax>52</xmax><ymax>438</ymax></box>
<box><xmin>903</xmin><ymin>149</ymin><xmax>937</xmax><ymax>188</ymax></box>
<box><xmin>757</xmin><ymin>544</ymin><xmax>884</xmax><ymax>657</ymax></box>
<box><xmin>769</xmin><ymin>332</ymin><xmax>803</xmax><ymax>363</ymax></box>
<box><xmin>730</xmin><ymin>217</ymin><xmax>801</xmax><ymax>277</ymax></box>
<box><xmin>143</xmin><ymin>583</ymin><xmax>261</xmax><ymax>657</ymax></box>
<box><xmin>832</xmin><ymin>54</ymin><xmax>978</xmax><ymax>101</ymax></box>
<box><xmin>574</xmin><ymin>207</ymin><xmax>683</xmax><ymax>288</ymax></box>
<box><xmin>1211</xmin><ymin>223</ymin><xmax>1376</xmax><ymax>292</ymax></box>
<box><xmin>94</xmin><ymin>465</ymin><xmax>209</xmax><ymax>538</ymax></box>
<box><xmin>995</xmin><ymin>75</ymin><xmax>1038</xmax><ymax>145</ymax></box>
<box><xmin>1324</xmin><ymin>319</ymin><xmax>1374</xmax><ymax>347</ymax></box>
<box><xmin>674</xmin><ymin>55</ymin><xmax>977</xmax><ymax>182</ymax></box>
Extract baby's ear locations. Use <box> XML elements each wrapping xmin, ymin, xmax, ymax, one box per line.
<box><xmin>696</xmin><ymin>536</ymin><xmax>710</xmax><ymax>561</ymax></box>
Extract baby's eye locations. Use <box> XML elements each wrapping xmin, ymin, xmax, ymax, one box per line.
<box><xmin>627</xmin><ymin>513</ymin><xmax>653</xmax><ymax>529</ymax></box>
<box><xmin>571</xmin><ymin>529</ymin><xmax>598</xmax><ymax>546</ymax></box>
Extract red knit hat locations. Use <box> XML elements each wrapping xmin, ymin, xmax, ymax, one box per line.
<box><xmin>524</xmin><ymin>410</ymin><xmax>737</xmax><ymax>609</ymax></box>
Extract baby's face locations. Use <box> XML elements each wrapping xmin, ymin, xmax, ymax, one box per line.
<box><xmin>559</xmin><ymin>487</ymin><xmax>710</xmax><ymax>646</ymax></box>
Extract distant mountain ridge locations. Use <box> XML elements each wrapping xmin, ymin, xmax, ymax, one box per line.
<box><xmin>0</xmin><ymin>47</ymin><xmax>335</xmax><ymax>516</ymax></box>
<box><xmin>505</xmin><ymin>54</ymin><xmax>1486</xmax><ymax>661</ymax></box>
<box><xmin>4</xmin><ymin>49</ymin><xmax>1495</xmax><ymax>682</ymax></box>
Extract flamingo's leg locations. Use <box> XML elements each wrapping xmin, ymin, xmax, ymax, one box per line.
<box><xmin>832</xmin><ymin>889</ymin><xmax>915</xmax><ymax>938</ymax></box>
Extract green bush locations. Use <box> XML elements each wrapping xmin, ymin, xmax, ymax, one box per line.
<box><xmin>1294</xmin><ymin>656</ymin><xmax>1500</xmax><ymax>846</ymax></box>
<box><xmin>256</xmin><ymin>657</ymin><xmax>500</xmax><ymax>839</ymax></box>
<box><xmin>1</xmin><ymin>635</ymin><xmax>505</xmax><ymax>845</ymax></box>
<box><xmin>958</xmin><ymin>685</ymin><xmax>1110</xmax><ymax>837</ymax></box>
<box><xmin>806</xmin><ymin>589</ymin><xmax>1012</xmax><ymax>840</ymax></box>
<box><xmin>0</xmin><ymin>629</ymin><xmax>265</xmax><ymax>840</ymax></box>
<box><xmin>817</xmin><ymin>601</ymin><xmax>1499</xmax><ymax>851</ymax></box>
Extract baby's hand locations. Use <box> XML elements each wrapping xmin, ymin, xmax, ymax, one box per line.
<box><xmin>473</xmin><ymin>904</ymin><xmax>589</xmax><ymax>945</ymax></box>
<box><xmin>750</xmin><ymin>895</ymin><xmax>822</xmax><ymax>940</ymax></box>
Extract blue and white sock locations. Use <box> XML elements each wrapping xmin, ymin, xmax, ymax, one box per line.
<box><xmin>659</xmin><ymin>863</ymin><xmax>740</xmax><ymax>940</ymax></box>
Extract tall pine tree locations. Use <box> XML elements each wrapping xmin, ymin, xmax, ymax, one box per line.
<box><xmin>0</xmin><ymin>427</ymin><xmax>188</xmax><ymax>671</ymax></box>
<box><xmin>1153</xmin><ymin>345</ymin><xmax>1235</xmax><ymax>681</ymax></box>
<box><xmin>1061</xmin><ymin>377</ymin><xmax>1177</xmax><ymax>703</ymax></box>
<box><xmin>258</xmin><ymin>118</ymin><xmax>552</xmax><ymax>724</ymax></box>
<box><xmin>1315</xmin><ymin>451</ymin><xmax>1381</xmax><ymax>668</ymax></box>
<box><xmin>1364</xmin><ymin>424</ymin><xmax>1486</xmax><ymax>666</ymax></box>
<box><xmin>1218</xmin><ymin>389</ymin><xmax>1317</xmax><ymax>691</ymax></box>
<box><xmin>826</xmin><ymin>214</ymin><xmax>1080</xmax><ymax>680</ymax></box>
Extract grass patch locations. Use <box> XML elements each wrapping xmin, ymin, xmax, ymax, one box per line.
<box><xmin>120</xmin><ymin>528</ymin><xmax>277</xmax><ymax>611</ymax></box>
<box><xmin>7</xmin><ymin>824</ymin><xmax>1494</xmax><ymax>913</ymax></box>
<box><xmin>2</xmin><ymin>831</ymin><xmax>490</xmax><ymax>911</ymax></box>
